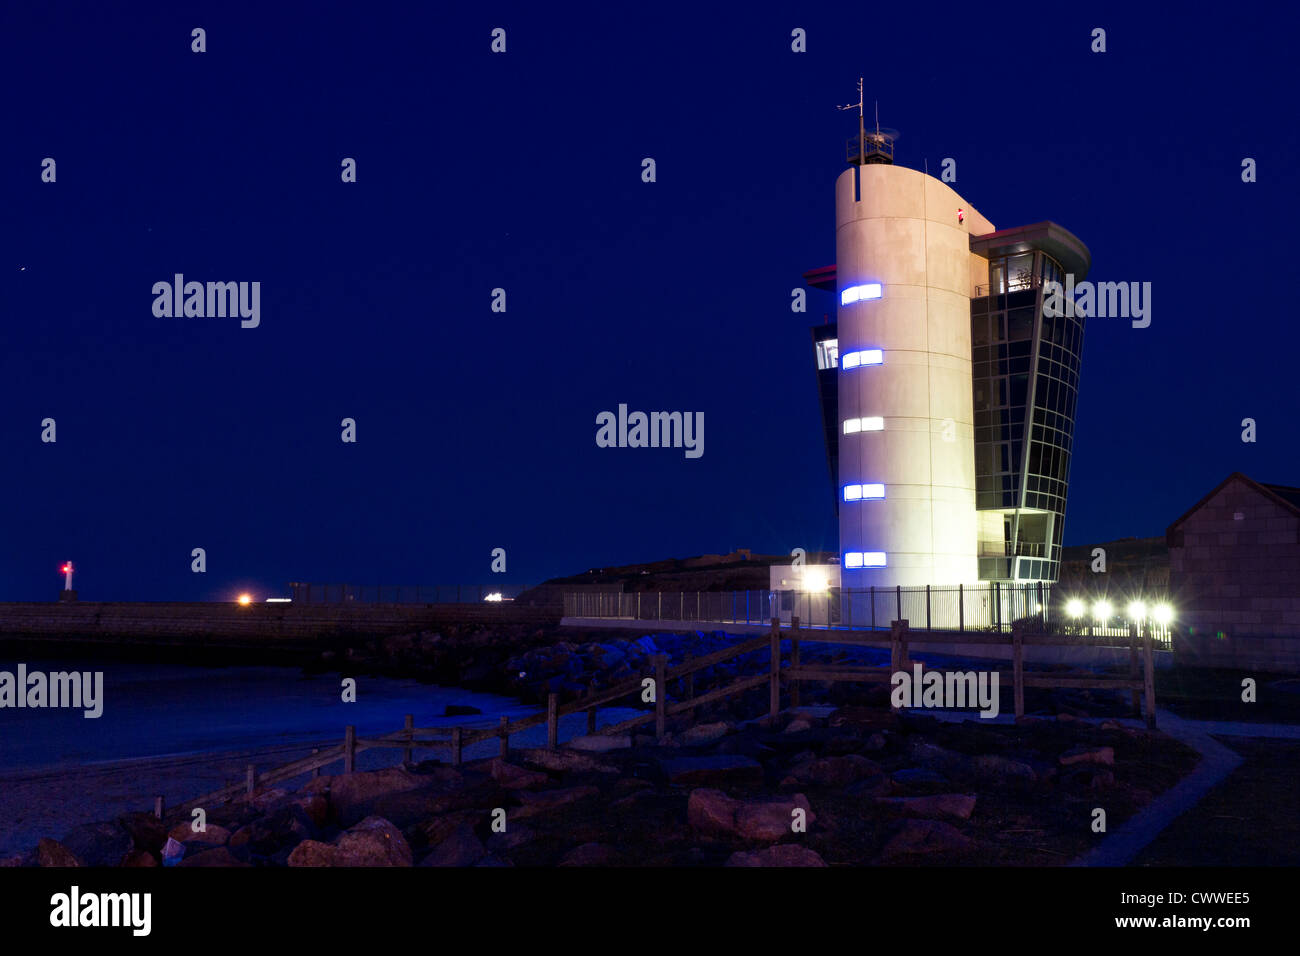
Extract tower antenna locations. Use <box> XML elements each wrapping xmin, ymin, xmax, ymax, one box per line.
<box><xmin>839</xmin><ymin>79</ymin><xmax>896</xmax><ymax>166</ymax></box>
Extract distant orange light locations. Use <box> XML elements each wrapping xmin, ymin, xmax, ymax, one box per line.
<box><xmin>238</xmin><ymin>594</ymin><xmax>252</xmax><ymax>606</ymax></box>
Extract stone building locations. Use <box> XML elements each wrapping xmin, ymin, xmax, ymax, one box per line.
<box><xmin>1167</xmin><ymin>473</ymin><xmax>1300</xmax><ymax>671</ymax></box>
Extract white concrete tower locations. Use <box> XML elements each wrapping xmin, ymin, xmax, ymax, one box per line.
<box><xmin>835</xmin><ymin>139</ymin><xmax>993</xmax><ymax>588</ymax></box>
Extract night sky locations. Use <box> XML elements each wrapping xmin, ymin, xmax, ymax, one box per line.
<box><xmin>2</xmin><ymin>2</ymin><xmax>1295</xmax><ymax>601</ymax></box>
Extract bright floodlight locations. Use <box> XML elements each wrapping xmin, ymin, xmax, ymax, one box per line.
<box><xmin>840</xmin><ymin>283</ymin><xmax>883</xmax><ymax>305</ymax></box>
<box><xmin>1066</xmin><ymin>598</ymin><xmax>1084</xmax><ymax>618</ymax></box>
<box><xmin>842</xmin><ymin>349</ymin><xmax>884</xmax><ymax>369</ymax></box>
<box><xmin>237</xmin><ymin>593</ymin><xmax>252</xmax><ymax>606</ymax></box>
<box><xmin>1153</xmin><ymin>604</ymin><xmax>1173</xmax><ymax>626</ymax></box>
<box><xmin>484</xmin><ymin>592</ymin><xmax>503</xmax><ymax>602</ymax></box>
<box><xmin>802</xmin><ymin>570</ymin><xmax>828</xmax><ymax>592</ymax></box>
<box><xmin>1093</xmin><ymin>600</ymin><xmax>1112</xmax><ymax>622</ymax></box>
<box><xmin>1127</xmin><ymin>600</ymin><xmax>1146</xmax><ymax>621</ymax></box>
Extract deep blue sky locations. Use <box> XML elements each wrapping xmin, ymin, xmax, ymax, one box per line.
<box><xmin>2</xmin><ymin>2</ymin><xmax>1296</xmax><ymax>600</ymax></box>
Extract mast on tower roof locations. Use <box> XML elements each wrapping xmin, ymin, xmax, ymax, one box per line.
<box><xmin>839</xmin><ymin>78</ymin><xmax>895</xmax><ymax>166</ymax></box>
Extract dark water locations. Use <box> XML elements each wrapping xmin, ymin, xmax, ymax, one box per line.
<box><xmin>0</xmin><ymin>659</ymin><xmax>546</xmax><ymax>773</ymax></box>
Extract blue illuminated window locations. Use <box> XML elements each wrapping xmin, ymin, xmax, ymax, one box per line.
<box><xmin>843</xmin><ymin>483</ymin><xmax>885</xmax><ymax>501</ymax></box>
<box><xmin>842</xmin><ymin>349</ymin><xmax>884</xmax><ymax>369</ymax></box>
<box><xmin>844</xmin><ymin>551</ymin><xmax>887</xmax><ymax>568</ymax></box>
<box><xmin>843</xmin><ymin>416</ymin><xmax>884</xmax><ymax>434</ymax></box>
<box><xmin>841</xmin><ymin>283</ymin><xmax>883</xmax><ymax>305</ymax></box>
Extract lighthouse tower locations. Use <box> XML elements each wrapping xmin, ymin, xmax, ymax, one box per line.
<box><xmin>834</xmin><ymin>86</ymin><xmax>991</xmax><ymax>589</ymax></box>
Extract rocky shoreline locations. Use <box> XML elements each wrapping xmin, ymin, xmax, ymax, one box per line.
<box><xmin>4</xmin><ymin>666</ymin><xmax>1199</xmax><ymax>867</ymax></box>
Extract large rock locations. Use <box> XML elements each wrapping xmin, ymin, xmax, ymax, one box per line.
<box><xmin>176</xmin><ymin>847</ymin><xmax>250</xmax><ymax>868</ymax></box>
<box><xmin>787</xmin><ymin>754</ymin><xmax>882</xmax><ymax>787</ymax></box>
<box><xmin>288</xmin><ymin>792</ymin><xmax>329</xmax><ymax>828</ymax></box>
<box><xmin>418</xmin><ymin>809</ymin><xmax>484</xmax><ymax>848</ymax></box>
<box><xmin>229</xmin><ymin>804</ymin><xmax>317</xmax><ymax>856</ymax></box>
<box><xmin>687</xmin><ymin>789</ymin><xmax>815</xmax><ymax>842</ymax></box>
<box><xmin>60</xmin><ymin>821</ymin><xmax>133</xmax><ymax>867</ymax></box>
<box><xmin>117</xmin><ymin>812</ymin><xmax>168</xmax><ymax>855</ymax></box>
<box><xmin>1059</xmin><ymin>745</ymin><xmax>1115</xmax><ymax>767</ymax></box>
<box><xmin>687</xmin><ymin>789</ymin><xmax>741</xmax><ymax>836</ymax></box>
<box><xmin>725</xmin><ymin>845</ymin><xmax>827</xmax><ymax>867</ymax></box>
<box><xmin>905</xmin><ymin>740</ymin><xmax>972</xmax><ymax>776</ymax></box>
<box><xmin>37</xmin><ymin>839</ymin><xmax>81</xmax><ymax>867</ymax></box>
<box><xmin>680</xmin><ymin>722</ymin><xmax>733</xmax><ymax>746</ymax></box>
<box><xmin>517</xmin><ymin>748</ymin><xmax>619</xmax><ymax>775</ymax></box>
<box><xmin>879</xmin><ymin>819</ymin><xmax>974</xmax><ymax>859</ymax></box>
<box><xmin>876</xmin><ymin>794</ymin><xmax>977</xmax><ymax>820</ymax></box>
<box><xmin>329</xmin><ymin>767</ymin><xmax>435</xmax><ymax>826</ymax></box>
<box><xmin>513</xmin><ymin>786</ymin><xmax>600</xmax><ymax>820</ymax></box>
<box><xmin>844</xmin><ymin>774</ymin><xmax>893</xmax><ymax>798</ymax></box>
<box><xmin>972</xmin><ymin>754</ymin><xmax>1038</xmax><ymax>786</ymax></box>
<box><xmin>420</xmin><ymin>824</ymin><xmax>486</xmax><ymax>867</ymax></box>
<box><xmin>360</xmin><ymin>789</ymin><xmax>456</xmax><ymax>830</ymax></box>
<box><xmin>168</xmin><ymin>822</ymin><xmax>233</xmax><ymax>846</ymax></box>
<box><xmin>567</xmin><ymin>734</ymin><xmax>632</xmax><ymax>752</ymax></box>
<box><xmin>288</xmin><ymin>816</ymin><xmax>413</xmax><ymax>867</ymax></box>
<box><xmin>891</xmin><ymin>768</ymin><xmax>948</xmax><ymax>788</ymax></box>
<box><xmin>735</xmin><ymin>795</ymin><xmax>815</xmax><ymax>842</ymax></box>
<box><xmin>659</xmin><ymin>755</ymin><xmax>763</xmax><ymax>788</ymax></box>
<box><xmin>489</xmin><ymin>759</ymin><xmax>550</xmax><ymax>790</ymax></box>
<box><xmin>242</xmin><ymin>787</ymin><xmax>292</xmax><ymax>813</ymax></box>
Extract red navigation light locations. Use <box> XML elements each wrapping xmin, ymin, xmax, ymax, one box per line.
<box><xmin>61</xmin><ymin>564</ymin><xmax>70</xmax><ymax>573</ymax></box>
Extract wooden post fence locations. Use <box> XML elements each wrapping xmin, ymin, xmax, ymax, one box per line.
<box><xmin>403</xmin><ymin>714</ymin><xmax>414</xmax><ymax>764</ymax></box>
<box><xmin>344</xmin><ymin>725</ymin><xmax>356</xmax><ymax>773</ymax></box>
<box><xmin>1143</xmin><ymin>628</ymin><xmax>1157</xmax><ymax>728</ymax></box>
<box><xmin>769</xmin><ymin>618</ymin><xmax>781</xmax><ymax>718</ymax></box>
<box><xmin>790</xmin><ymin>616</ymin><xmax>801</xmax><ymax>708</ymax></box>
<box><xmin>499</xmin><ymin>715</ymin><xmax>509</xmax><ymax>758</ymax></box>
<box><xmin>654</xmin><ymin>655</ymin><xmax>667</xmax><ymax>742</ymax></box>
<box><xmin>547</xmin><ymin>693</ymin><xmax>558</xmax><ymax>751</ymax></box>
<box><xmin>1128</xmin><ymin>623</ymin><xmax>1142</xmax><ymax>717</ymax></box>
<box><xmin>451</xmin><ymin>726</ymin><xmax>462</xmax><ymax>766</ymax></box>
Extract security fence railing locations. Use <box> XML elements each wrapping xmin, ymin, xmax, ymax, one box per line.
<box><xmin>564</xmin><ymin>583</ymin><xmax>1173</xmax><ymax>647</ymax></box>
<box><xmin>288</xmin><ymin>583</ymin><xmax>528</xmax><ymax>604</ymax></box>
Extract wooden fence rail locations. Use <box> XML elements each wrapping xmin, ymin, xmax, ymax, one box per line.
<box><xmin>175</xmin><ymin>616</ymin><xmax>1156</xmax><ymax>814</ymax></box>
